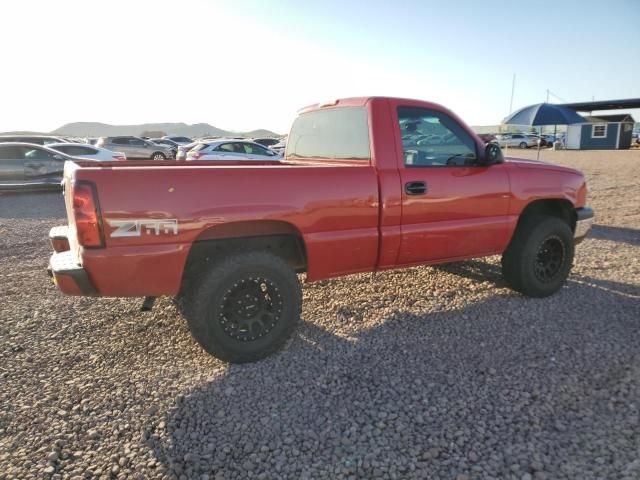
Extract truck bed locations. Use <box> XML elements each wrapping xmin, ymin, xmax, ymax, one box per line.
<box><xmin>61</xmin><ymin>158</ymin><xmax>381</xmax><ymax>295</ymax></box>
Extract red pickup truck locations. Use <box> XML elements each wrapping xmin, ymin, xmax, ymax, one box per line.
<box><xmin>49</xmin><ymin>97</ymin><xmax>593</xmax><ymax>363</ymax></box>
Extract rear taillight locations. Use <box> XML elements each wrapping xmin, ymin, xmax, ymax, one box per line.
<box><xmin>72</xmin><ymin>181</ymin><xmax>104</xmax><ymax>248</ymax></box>
<box><xmin>190</xmin><ymin>153</ymin><xmax>204</xmax><ymax>160</ymax></box>
<box><xmin>113</xmin><ymin>155</ymin><xmax>126</xmax><ymax>161</ymax></box>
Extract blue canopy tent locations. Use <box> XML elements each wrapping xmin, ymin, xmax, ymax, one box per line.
<box><xmin>503</xmin><ymin>103</ymin><xmax>585</xmax><ymax>158</ymax></box>
<box><xmin>504</xmin><ymin>103</ymin><xmax>585</xmax><ymax>126</ymax></box>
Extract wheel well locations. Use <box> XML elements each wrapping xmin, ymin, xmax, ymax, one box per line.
<box><xmin>518</xmin><ymin>199</ymin><xmax>576</xmax><ymax>232</ymax></box>
<box><xmin>180</xmin><ymin>227</ymin><xmax>307</xmax><ymax>296</ymax></box>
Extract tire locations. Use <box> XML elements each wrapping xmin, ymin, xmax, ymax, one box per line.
<box><xmin>151</xmin><ymin>152</ymin><xmax>166</xmax><ymax>161</ymax></box>
<box><xmin>184</xmin><ymin>251</ymin><xmax>302</xmax><ymax>363</ymax></box>
<box><xmin>501</xmin><ymin>215</ymin><xmax>574</xmax><ymax>298</ymax></box>
<box><xmin>519</xmin><ymin>142</ymin><xmax>528</xmax><ymax>149</ymax></box>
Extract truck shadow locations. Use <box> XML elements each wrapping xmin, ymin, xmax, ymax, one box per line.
<box><xmin>145</xmin><ymin>273</ymin><xmax>640</xmax><ymax>478</ymax></box>
<box><xmin>589</xmin><ymin>224</ymin><xmax>640</xmax><ymax>246</ymax></box>
<box><xmin>432</xmin><ymin>259</ymin><xmax>504</xmax><ymax>286</ymax></box>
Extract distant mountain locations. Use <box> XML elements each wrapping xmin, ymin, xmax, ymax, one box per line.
<box><xmin>51</xmin><ymin>122</ymin><xmax>281</xmax><ymax>138</ymax></box>
<box><xmin>244</xmin><ymin>129</ymin><xmax>284</xmax><ymax>138</ymax></box>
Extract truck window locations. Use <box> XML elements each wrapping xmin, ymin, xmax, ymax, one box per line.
<box><xmin>398</xmin><ymin>107</ymin><xmax>477</xmax><ymax>167</ymax></box>
<box><xmin>287</xmin><ymin>107</ymin><xmax>370</xmax><ymax>160</ymax></box>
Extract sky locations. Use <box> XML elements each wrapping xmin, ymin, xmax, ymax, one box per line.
<box><xmin>2</xmin><ymin>0</ymin><xmax>639</xmax><ymax>133</ymax></box>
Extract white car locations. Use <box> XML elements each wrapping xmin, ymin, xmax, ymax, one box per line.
<box><xmin>47</xmin><ymin>143</ymin><xmax>126</xmax><ymax>161</ymax></box>
<box><xmin>495</xmin><ymin>133</ymin><xmax>538</xmax><ymax>149</ymax></box>
<box><xmin>186</xmin><ymin>139</ymin><xmax>282</xmax><ymax>161</ymax></box>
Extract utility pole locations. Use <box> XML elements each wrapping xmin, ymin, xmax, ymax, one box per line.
<box><xmin>546</xmin><ymin>89</ymin><xmax>550</xmax><ymax>103</ymax></box>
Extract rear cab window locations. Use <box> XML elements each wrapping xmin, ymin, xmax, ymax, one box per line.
<box><xmin>287</xmin><ymin>106</ymin><xmax>370</xmax><ymax>161</ymax></box>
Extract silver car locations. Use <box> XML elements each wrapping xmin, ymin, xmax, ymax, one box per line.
<box><xmin>162</xmin><ymin>135</ymin><xmax>193</xmax><ymax>146</ymax></box>
<box><xmin>0</xmin><ymin>135</ymin><xmax>70</xmax><ymax>146</ymax></box>
<box><xmin>0</xmin><ymin>142</ymin><xmax>76</xmax><ymax>191</ymax></box>
<box><xmin>186</xmin><ymin>139</ymin><xmax>283</xmax><ymax>161</ymax></box>
<box><xmin>47</xmin><ymin>143</ymin><xmax>127</xmax><ymax>161</ymax></box>
<box><xmin>495</xmin><ymin>133</ymin><xmax>538</xmax><ymax>149</ymax></box>
<box><xmin>95</xmin><ymin>136</ymin><xmax>173</xmax><ymax>160</ymax></box>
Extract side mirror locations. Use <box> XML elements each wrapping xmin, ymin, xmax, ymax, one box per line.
<box><xmin>481</xmin><ymin>142</ymin><xmax>504</xmax><ymax>166</ymax></box>
<box><xmin>53</xmin><ymin>154</ymin><xmax>66</xmax><ymax>161</ymax></box>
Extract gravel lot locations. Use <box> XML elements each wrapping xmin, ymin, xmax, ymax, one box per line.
<box><xmin>1</xmin><ymin>150</ymin><xmax>639</xmax><ymax>480</ymax></box>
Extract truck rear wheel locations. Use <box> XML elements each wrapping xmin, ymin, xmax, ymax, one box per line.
<box><xmin>184</xmin><ymin>251</ymin><xmax>301</xmax><ymax>363</ymax></box>
<box><xmin>501</xmin><ymin>215</ymin><xmax>574</xmax><ymax>297</ymax></box>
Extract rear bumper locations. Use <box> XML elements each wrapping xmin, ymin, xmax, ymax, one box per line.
<box><xmin>48</xmin><ymin>251</ymin><xmax>98</xmax><ymax>296</ymax></box>
<box><xmin>574</xmin><ymin>207</ymin><xmax>594</xmax><ymax>244</ymax></box>
<box><xmin>47</xmin><ymin>225</ymin><xmax>188</xmax><ymax>297</ymax></box>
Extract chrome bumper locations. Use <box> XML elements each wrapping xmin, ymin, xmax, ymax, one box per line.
<box><xmin>574</xmin><ymin>207</ymin><xmax>594</xmax><ymax>244</ymax></box>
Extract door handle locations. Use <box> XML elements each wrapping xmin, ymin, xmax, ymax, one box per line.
<box><xmin>405</xmin><ymin>181</ymin><xmax>427</xmax><ymax>195</ymax></box>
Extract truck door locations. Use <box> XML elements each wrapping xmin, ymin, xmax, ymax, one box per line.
<box><xmin>394</xmin><ymin>105</ymin><xmax>511</xmax><ymax>264</ymax></box>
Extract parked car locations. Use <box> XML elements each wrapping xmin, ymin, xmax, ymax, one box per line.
<box><xmin>539</xmin><ymin>134</ymin><xmax>557</xmax><ymax>147</ymax></box>
<box><xmin>95</xmin><ymin>136</ymin><xmax>173</xmax><ymax>160</ymax></box>
<box><xmin>151</xmin><ymin>138</ymin><xmax>179</xmax><ymax>157</ymax></box>
<box><xmin>269</xmin><ymin>138</ymin><xmax>287</xmax><ymax>155</ymax></box>
<box><xmin>0</xmin><ymin>135</ymin><xmax>69</xmax><ymax>146</ymax></box>
<box><xmin>48</xmin><ymin>143</ymin><xmax>126</xmax><ymax>161</ymax></box>
<box><xmin>495</xmin><ymin>133</ymin><xmax>537</xmax><ymax>149</ymax></box>
<box><xmin>175</xmin><ymin>141</ymin><xmax>199</xmax><ymax>160</ymax></box>
<box><xmin>0</xmin><ymin>143</ymin><xmax>77</xmax><ymax>191</ymax></box>
<box><xmin>186</xmin><ymin>140</ymin><xmax>283</xmax><ymax>161</ymax></box>
<box><xmin>48</xmin><ymin>96</ymin><xmax>593</xmax><ymax>364</ymax></box>
<box><xmin>163</xmin><ymin>136</ymin><xmax>193</xmax><ymax>145</ymax></box>
<box><xmin>252</xmin><ymin>138</ymin><xmax>281</xmax><ymax>147</ymax></box>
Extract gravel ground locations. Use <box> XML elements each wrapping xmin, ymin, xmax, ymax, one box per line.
<box><xmin>1</xmin><ymin>150</ymin><xmax>639</xmax><ymax>480</ymax></box>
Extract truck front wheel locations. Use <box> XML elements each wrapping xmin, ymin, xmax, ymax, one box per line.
<box><xmin>501</xmin><ymin>215</ymin><xmax>574</xmax><ymax>297</ymax></box>
<box><xmin>185</xmin><ymin>251</ymin><xmax>301</xmax><ymax>363</ymax></box>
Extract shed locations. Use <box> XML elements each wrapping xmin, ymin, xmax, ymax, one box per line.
<box><xmin>565</xmin><ymin>114</ymin><xmax>635</xmax><ymax>150</ymax></box>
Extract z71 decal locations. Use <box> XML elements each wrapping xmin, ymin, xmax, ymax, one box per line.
<box><xmin>108</xmin><ymin>219</ymin><xmax>179</xmax><ymax>237</ymax></box>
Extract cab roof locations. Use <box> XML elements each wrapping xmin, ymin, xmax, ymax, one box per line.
<box><xmin>297</xmin><ymin>96</ymin><xmax>451</xmax><ymax>116</ymax></box>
